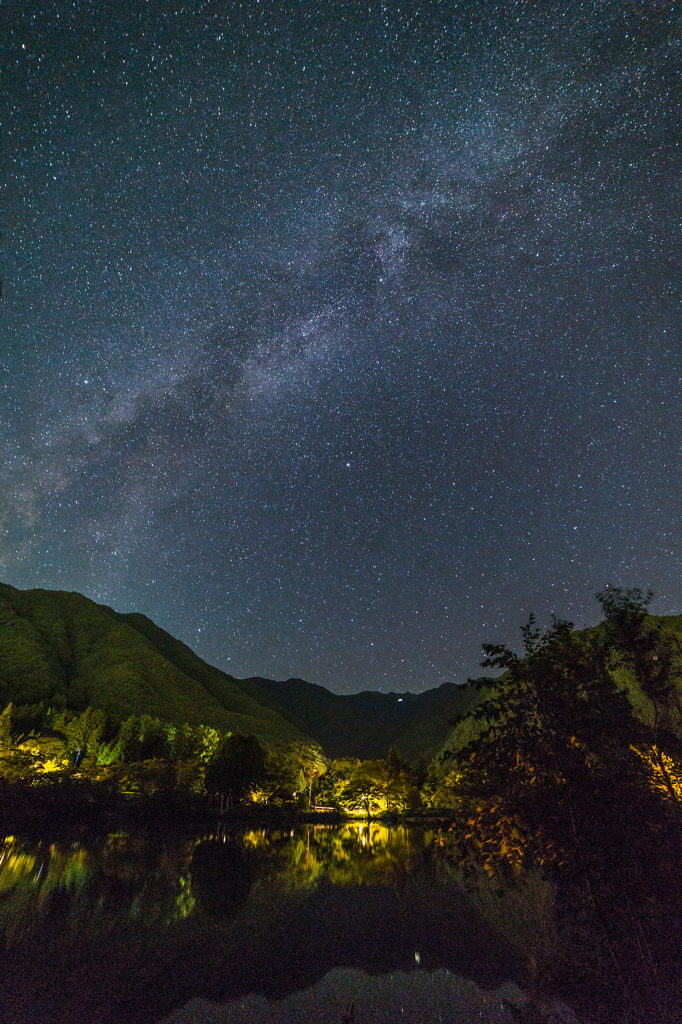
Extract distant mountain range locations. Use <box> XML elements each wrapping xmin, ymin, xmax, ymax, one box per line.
<box><xmin>6</xmin><ymin>582</ymin><xmax>677</xmax><ymax>763</ymax></box>
<box><xmin>0</xmin><ymin>582</ymin><xmax>475</xmax><ymax>759</ymax></box>
<box><xmin>236</xmin><ymin>676</ymin><xmax>481</xmax><ymax>761</ymax></box>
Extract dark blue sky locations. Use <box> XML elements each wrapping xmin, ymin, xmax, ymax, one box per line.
<box><xmin>2</xmin><ymin>1</ymin><xmax>680</xmax><ymax>693</ymax></box>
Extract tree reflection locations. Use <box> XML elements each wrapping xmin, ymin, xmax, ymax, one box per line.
<box><xmin>0</xmin><ymin>833</ymin><xmax>196</xmax><ymax>942</ymax></box>
<box><xmin>0</xmin><ymin>824</ymin><xmax>443</xmax><ymax>944</ymax></box>
<box><xmin>191</xmin><ymin>837</ymin><xmax>252</xmax><ymax>917</ymax></box>
<box><xmin>236</xmin><ymin>823</ymin><xmax>439</xmax><ymax>893</ymax></box>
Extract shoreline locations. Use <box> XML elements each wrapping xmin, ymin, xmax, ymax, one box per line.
<box><xmin>0</xmin><ymin>786</ymin><xmax>457</xmax><ymax>841</ymax></box>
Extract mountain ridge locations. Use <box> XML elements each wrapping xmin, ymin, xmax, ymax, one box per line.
<box><xmin>5</xmin><ymin>582</ymin><xmax>677</xmax><ymax>762</ymax></box>
<box><xmin>235</xmin><ymin>675</ymin><xmax>481</xmax><ymax>760</ymax></box>
<box><xmin>0</xmin><ymin>581</ymin><xmax>475</xmax><ymax>760</ymax></box>
<box><xmin>0</xmin><ymin>582</ymin><xmax>313</xmax><ymax>750</ymax></box>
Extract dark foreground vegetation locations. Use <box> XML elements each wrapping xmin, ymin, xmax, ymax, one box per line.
<box><xmin>1</xmin><ymin>583</ymin><xmax>682</xmax><ymax>1023</ymax></box>
<box><xmin>439</xmin><ymin>587</ymin><xmax>682</xmax><ymax>1023</ymax></box>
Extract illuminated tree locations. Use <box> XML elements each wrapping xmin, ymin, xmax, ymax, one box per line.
<box><xmin>316</xmin><ymin>758</ymin><xmax>361</xmax><ymax>808</ymax></box>
<box><xmin>421</xmin><ymin>761</ymin><xmax>463</xmax><ymax>810</ymax></box>
<box><xmin>0</xmin><ymin>703</ymin><xmax>12</xmax><ymax>751</ymax></box>
<box><xmin>290</xmin><ymin>742</ymin><xmax>328</xmax><ymax>808</ymax></box>
<box><xmin>342</xmin><ymin>761</ymin><xmax>388</xmax><ymax>818</ymax></box>
<box><xmin>62</xmin><ymin>707</ymin><xmax>106</xmax><ymax>760</ymax></box>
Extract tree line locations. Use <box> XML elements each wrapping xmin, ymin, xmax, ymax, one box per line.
<box><xmin>0</xmin><ymin>698</ymin><xmax>464</xmax><ymax>814</ymax></box>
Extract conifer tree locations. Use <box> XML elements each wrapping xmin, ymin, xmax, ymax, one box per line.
<box><xmin>0</xmin><ymin>703</ymin><xmax>12</xmax><ymax>751</ymax></box>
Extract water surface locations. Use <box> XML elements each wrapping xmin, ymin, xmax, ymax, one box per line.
<box><xmin>0</xmin><ymin>822</ymin><xmax>530</xmax><ymax>1024</ymax></box>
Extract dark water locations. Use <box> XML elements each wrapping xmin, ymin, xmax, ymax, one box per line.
<box><xmin>0</xmin><ymin>822</ymin><xmax>536</xmax><ymax>1024</ymax></box>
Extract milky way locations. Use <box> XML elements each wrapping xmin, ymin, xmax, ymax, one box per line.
<box><xmin>2</xmin><ymin>2</ymin><xmax>680</xmax><ymax>692</ymax></box>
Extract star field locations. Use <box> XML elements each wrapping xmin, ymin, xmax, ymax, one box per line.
<box><xmin>1</xmin><ymin>1</ymin><xmax>680</xmax><ymax>693</ymax></box>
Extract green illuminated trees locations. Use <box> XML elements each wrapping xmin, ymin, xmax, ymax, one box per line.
<box><xmin>61</xmin><ymin>707</ymin><xmax>106</xmax><ymax>760</ymax></box>
<box><xmin>291</xmin><ymin>742</ymin><xmax>328</xmax><ymax>808</ymax></box>
<box><xmin>341</xmin><ymin>760</ymin><xmax>387</xmax><ymax>818</ymax></box>
<box><xmin>0</xmin><ymin>703</ymin><xmax>11</xmax><ymax>750</ymax></box>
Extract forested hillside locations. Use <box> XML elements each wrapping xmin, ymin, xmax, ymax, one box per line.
<box><xmin>237</xmin><ymin>676</ymin><xmax>482</xmax><ymax>760</ymax></box>
<box><xmin>0</xmin><ymin>583</ymin><xmax>312</xmax><ymax>749</ymax></box>
<box><xmin>0</xmin><ymin>582</ymin><xmax>485</xmax><ymax>760</ymax></box>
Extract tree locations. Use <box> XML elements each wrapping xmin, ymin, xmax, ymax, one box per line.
<box><xmin>204</xmin><ymin>733</ymin><xmax>266</xmax><ymax>806</ymax></box>
<box><xmin>290</xmin><ymin>742</ymin><xmax>328</xmax><ymax>809</ymax></box>
<box><xmin>341</xmin><ymin>761</ymin><xmax>388</xmax><ymax>818</ymax></box>
<box><xmin>254</xmin><ymin>748</ymin><xmax>299</xmax><ymax>805</ymax></box>
<box><xmin>386</xmin><ymin>746</ymin><xmax>407</xmax><ymax>773</ymax></box>
<box><xmin>316</xmin><ymin>758</ymin><xmax>361</xmax><ymax>808</ymax></box>
<box><xmin>443</xmin><ymin>608</ymin><xmax>654</xmax><ymax>876</ymax></box>
<box><xmin>421</xmin><ymin>761</ymin><xmax>463</xmax><ymax>810</ymax></box>
<box><xmin>62</xmin><ymin>707</ymin><xmax>106</xmax><ymax>761</ymax></box>
<box><xmin>0</xmin><ymin>703</ymin><xmax>12</xmax><ymax>751</ymax></box>
<box><xmin>597</xmin><ymin>586</ymin><xmax>682</xmax><ymax>722</ymax></box>
<box><xmin>170</xmin><ymin>723</ymin><xmax>220</xmax><ymax>763</ymax></box>
<box><xmin>597</xmin><ymin>586</ymin><xmax>682</xmax><ymax>808</ymax></box>
<box><xmin>409</xmin><ymin>753</ymin><xmax>429</xmax><ymax>792</ymax></box>
<box><xmin>450</xmin><ymin>613</ymin><xmax>647</xmax><ymax>795</ymax></box>
<box><xmin>451</xmin><ymin>592</ymin><xmax>682</xmax><ymax>1018</ymax></box>
<box><xmin>382</xmin><ymin>749</ymin><xmax>418</xmax><ymax>813</ymax></box>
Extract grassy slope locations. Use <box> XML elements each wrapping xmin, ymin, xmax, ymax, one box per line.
<box><xmin>112</xmin><ymin>610</ymin><xmax>311</xmax><ymax>746</ymax></box>
<box><xmin>435</xmin><ymin>614</ymin><xmax>682</xmax><ymax>761</ymax></box>
<box><xmin>609</xmin><ymin>613</ymin><xmax>682</xmax><ymax>727</ymax></box>
<box><xmin>0</xmin><ymin>583</ymin><xmax>311</xmax><ymax>749</ymax></box>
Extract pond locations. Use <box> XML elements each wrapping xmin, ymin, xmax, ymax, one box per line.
<box><xmin>0</xmin><ymin>821</ymin><xmax>546</xmax><ymax>1024</ymax></box>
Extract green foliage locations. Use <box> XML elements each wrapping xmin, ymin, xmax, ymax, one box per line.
<box><xmin>0</xmin><ymin>748</ymin><xmax>50</xmax><ymax>785</ymax></box>
<box><xmin>204</xmin><ymin>733</ymin><xmax>266</xmax><ymax>803</ymax></box>
<box><xmin>0</xmin><ymin>583</ymin><xmax>314</xmax><ymax>750</ymax></box>
<box><xmin>316</xmin><ymin>757</ymin><xmax>361</xmax><ymax>807</ymax></box>
<box><xmin>448</xmin><ymin>613</ymin><xmax>648</xmax><ymax>806</ymax></box>
<box><xmin>598</xmin><ymin>586</ymin><xmax>682</xmax><ymax>732</ymax></box>
<box><xmin>289</xmin><ymin>741</ymin><xmax>328</xmax><ymax>807</ymax></box>
<box><xmin>257</xmin><ymin>748</ymin><xmax>300</xmax><ymax>804</ymax></box>
<box><xmin>9</xmin><ymin>702</ymin><xmax>54</xmax><ymax>740</ymax></box>
<box><xmin>441</xmin><ymin>588</ymin><xmax>682</xmax><ymax>893</ymax></box>
<box><xmin>336</xmin><ymin>758</ymin><xmax>419</xmax><ymax>816</ymax></box>
<box><xmin>386</xmin><ymin>745</ymin><xmax>406</xmax><ymax>773</ymax></box>
<box><xmin>62</xmin><ymin>707</ymin><xmax>106</xmax><ymax>757</ymax></box>
<box><xmin>436</xmin><ymin>692</ymin><xmax>489</xmax><ymax>761</ymax></box>
<box><xmin>409</xmin><ymin>752</ymin><xmax>428</xmax><ymax>791</ymax></box>
<box><xmin>0</xmin><ymin>703</ymin><xmax>12</xmax><ymax>750</ymax></box>
<box><xmin>99</xmin><ymin>758</ymin><xmax>178</xmax><ymax>797</ymax></box>
<box><xmin>420</xmin><ymin>761</ymin><xmax>463</xmax><ymax>810</ymax></box>
<box><xmin>340</xmin><ymin>760</ymin><xmax>387</xmax><ymax>817</ymax></box>
<box><xmin>168</xmin><ymin>722</ymin><xmax>221</xmax><ymax>763</ymax></box>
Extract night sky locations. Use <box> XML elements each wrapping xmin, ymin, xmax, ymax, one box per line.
<box><xmin>2</xmin><ymin>2</ymin><xmax>680</xmax><ymax>694</ymax></box>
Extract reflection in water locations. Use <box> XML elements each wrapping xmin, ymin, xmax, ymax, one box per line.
<box><xmin>191</xmin><ymin>837</ymin><xmax>252</xmax><ymax>917</ymax></box>
<box><xmin>0</xmin><ymin>824</ymin><xmax>534</xmax><ymax>1024</ymax></box>
<box><xmin>0</xmin><ymin>832</ymin><xmax>196</xmax><ymax>942</ymax></box>
<box><xmin>0</xmin><ymin>824</ymin><xmax>437</xmax><ymax>941</ymax></box>
<box><xmin>204</xmin><ymin>822</ymin><xmax>437</xmax><ymax>894</ymax></box>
